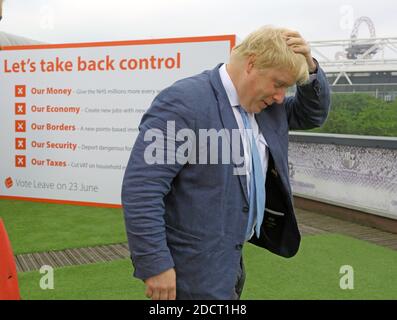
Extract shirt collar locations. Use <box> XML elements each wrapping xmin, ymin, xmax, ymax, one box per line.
<box><xmin>219</xmin><ymin>63</ymin><xmax>240</xmax><ymax>107</ymax></box>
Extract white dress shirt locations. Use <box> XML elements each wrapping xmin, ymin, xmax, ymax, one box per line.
<box><xmin>219</xmin><ymin>64</ymin><xmax>269</xmax><ymax>195</ymax></box>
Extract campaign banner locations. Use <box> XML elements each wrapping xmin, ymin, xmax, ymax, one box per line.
<box><xmin>0</xmin><ymin>36</ymin><xmax>235</xmax><ymax>207</ymax></box>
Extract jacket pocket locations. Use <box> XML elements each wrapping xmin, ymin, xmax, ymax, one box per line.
<box><xmin>165</xmin><ymin>224</ymin><xmax>202</xmax><ymax>249</ymax></box>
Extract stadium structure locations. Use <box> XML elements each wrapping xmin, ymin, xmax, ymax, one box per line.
<box><xmin>309</xmin><ymin>17</ymin><xmax>397</xmax><ymax>101</ymax></box>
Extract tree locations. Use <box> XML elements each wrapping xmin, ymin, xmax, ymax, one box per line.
<box><xmin>308</xmin><ymin>93</ymin><xmax>397</xmax><ymax>137</ymax></box>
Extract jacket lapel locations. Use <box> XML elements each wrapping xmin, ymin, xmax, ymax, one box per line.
<box><xmin>255</xmin><ymin>109</ymin><xmax>290</xmax><ymax>192</ymax></box>
<box><xmin>209</xmin><ymin>65</ymin><xmax>249</xmax><ymax>204</ymax></box>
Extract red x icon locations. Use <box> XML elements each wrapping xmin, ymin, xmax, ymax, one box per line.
<box><xmin>15</xmin><ymin>103</ymin><xmax>26</xmax><ymax>115</ymax></box>
<box><xmin>15</xmin><ymin>155</ymin><xmax>26</xmax><ymax>168</ymax></box>
<box><xmin>15</xmin><ymin>138</ymin><xmax>26</xmax><ymax>150</ymax></box>
<box><xmin>15</xmin><ymin>120</ymin><xmax>26</xmax><ymax>132</ymax></box>
<box><xmin>15</xmin><ymin>85</ymin><xmax>26</xmax><ymax>97</ymax></box>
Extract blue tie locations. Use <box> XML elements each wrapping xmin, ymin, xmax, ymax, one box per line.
<box><xmin>238</xmin><ymin>106</ymin><xmax>266</xmax><ymax>240</ymax></box>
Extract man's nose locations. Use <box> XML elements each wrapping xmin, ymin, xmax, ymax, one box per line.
<box><xmin>273</xmin><ymin>88</ymin><xmax>286</xmax><ymax>104</ymax></box>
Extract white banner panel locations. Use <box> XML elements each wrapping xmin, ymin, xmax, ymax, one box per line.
<box><xmin>0</xmin><ymin>36</ymin><xmax>235</xmax><ymax>206</ymax></box>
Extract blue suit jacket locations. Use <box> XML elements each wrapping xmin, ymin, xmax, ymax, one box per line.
<box><xmin>122</xmin><ymin>64</ymin><xmax>330</xmax><ymax>299</ymax></box>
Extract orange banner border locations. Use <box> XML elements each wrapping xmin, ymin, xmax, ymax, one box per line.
<box><xmin>0</xmin><ymin>195</ymin><xmax>121</xmax><ymax>208</ymax></box>
<box><xmin>0</xmin><ymin>35</ymin><xmax>236</xmax><ymax>51</ymax></box>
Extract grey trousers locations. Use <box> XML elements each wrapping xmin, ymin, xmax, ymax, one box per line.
<box><xmin>234</xmin><ymin>257</ymin><xmax>246</xmax><ymax>300</ymax></box>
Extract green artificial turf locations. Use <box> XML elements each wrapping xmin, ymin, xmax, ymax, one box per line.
<box><xmin>18</xmin><ymin>234</ymin><xmax>397</xmax><ymax>300</ymax></box>
<box><xmin>242</xmin><ymin>234</ymin><xmax>397</xmax><ymax>300</ymax></box>
<box><xmin>0</xmin><ymin>199</ymin><xmax>127</xmax><ymax>254</ymax></box>
<box><xmin>19</xmin><ymin>259</ymin><xmax>145</xmax><ymax>300</ymax></box>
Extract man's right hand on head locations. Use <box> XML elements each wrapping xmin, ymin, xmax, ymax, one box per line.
<box><xmin>144</xmin><ymin>268</ymin><xmax>176</xmax><ymax>300</ymax></box>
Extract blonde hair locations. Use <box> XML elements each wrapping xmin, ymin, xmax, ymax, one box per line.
<box><xmin>231</xmin><ymin>26</ymin><xmax>309</xmax><ymax>85</ymax></box>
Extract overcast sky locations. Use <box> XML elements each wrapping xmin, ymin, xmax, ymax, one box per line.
<box><xmin>0</xmin><ymin>0</ymin><xmax>396</xmax><ymax>43</ymax></box>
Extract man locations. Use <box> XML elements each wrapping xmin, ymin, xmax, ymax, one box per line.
<box><xmin>122</xmin><ymin>26</ymin><xmax>330</xmax><ymax>300</ymax></box>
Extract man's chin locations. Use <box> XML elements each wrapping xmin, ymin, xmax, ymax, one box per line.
<box><xmin>254</xmin><ymin>104</ymin><xmax>268</xmax><ymax>113</ymax></box>
<box><xmin>245</xmin><ymin>103</ymin><xmax>267</xmax><ymax>113</ymax></box>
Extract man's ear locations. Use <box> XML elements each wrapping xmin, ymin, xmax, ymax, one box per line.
<box><xmin>246</xmin><ymin>55</ymin><xmax>256</xmax><ymax>75</ymax></box>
